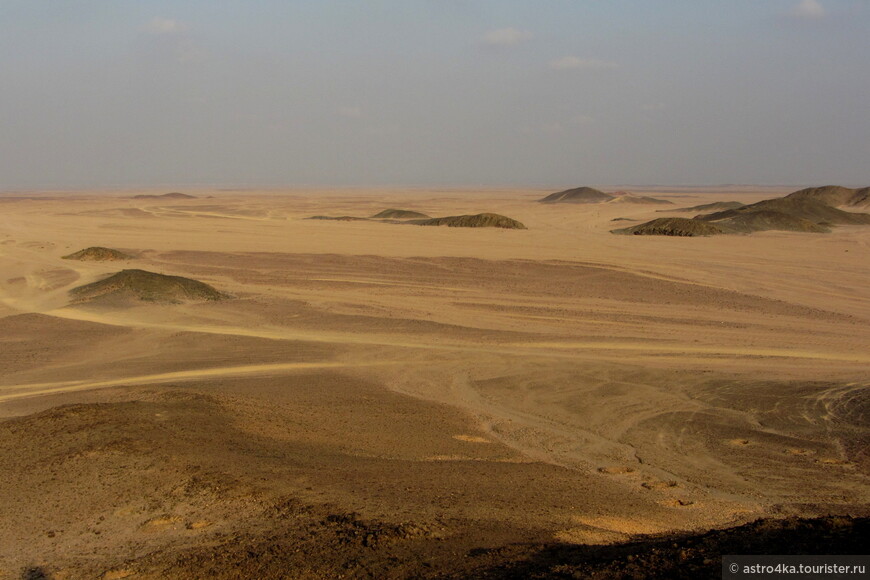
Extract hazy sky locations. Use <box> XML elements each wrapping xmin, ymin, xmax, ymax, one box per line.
<box><xmin>1</xmin><ymin>1</ymin><xmax>868</xmax><ymax>188</ymax></box>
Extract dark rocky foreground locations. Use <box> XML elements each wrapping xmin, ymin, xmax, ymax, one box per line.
<box><xmin>457</xmin><ymin>516</ymin><xmax>868</xmax><ymax>580</ymax></box>
<box><xmin>19</xmin><ymin>515</ymin><xmax>864</xmax><ymax>579</ymax></box>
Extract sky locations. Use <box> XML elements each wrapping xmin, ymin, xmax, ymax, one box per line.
<box><xmin>1</xmin><ymin>0</ymin><xmax>868</xmax><ymax>188</ymax></box>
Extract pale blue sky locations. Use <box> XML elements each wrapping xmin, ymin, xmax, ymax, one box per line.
<box><xmin>1</xmin><ymin>1</ymin><xmax>868</xmax><ymax>188</ymax></box>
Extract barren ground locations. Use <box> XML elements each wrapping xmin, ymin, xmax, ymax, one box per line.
<box><xmin>1</xmin><ymin>186</ymin><xmax>867</xmax><ymax>578</ymax></box>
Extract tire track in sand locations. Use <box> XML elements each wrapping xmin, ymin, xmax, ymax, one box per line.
<box><xmin>0</xmin><ymin>360</ymin><xmax>399</xmax><ymax>403</ymax></box>
<box><xmin>48</xmin><ymin>307</ymin><xmax>870</xmax><ymax>365</ymax></box>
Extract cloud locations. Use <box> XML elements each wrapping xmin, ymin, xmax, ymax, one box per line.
<box><xmin>145</xmin><ymin>17</ymin><xmax>189</xmax><ymax>35</ymax></box>
<box><xmin>482</xmin><ymin>28</ymin><xmax>533</xmax><ymax>46</ymax></box>
<box><xmin>549</xmin><ymin>56</ymin><xmax>618</xmax><ymax>71</ymax></box>
<box><xmin>337</xmin><ymin>106</ymin><xmax>363</xmax><ymax>119</ymax></box>
<box><xmin>792</xmin><ymin>0</ymin><xmax>826</xmax><ymax>19</ymax></box>
<box><xmin>142</xmin><ymin>18</ymin><xmax>204</xmax><ymax>64</ymax></box>
<box><xmin>640</xmin><ymin>103</ymin><xmax>666</xmax><ymax>111</ymax></box>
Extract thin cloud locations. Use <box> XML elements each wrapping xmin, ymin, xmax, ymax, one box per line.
<box><xmin>482</xmin><ymin>28</ymin><xmax>533</xmax><ymax>46</ymax></box>
<box><xmin>145</xmin><ymin>17</ymin><xmax>189</xmax><ymax>35</ymax></box>
<box><xmin>142</xmin><ymin>18</ymin><xmax>204</xmax><ymax>64</ymax></box>
<box><xmin>549</xmin><ymin>56</ymin><xmax>618</xmax><ymax>71</ymax></box>
<box><xmin>791</xmin><ymin>0</ymin><xmax>826</xmax><ymax>19</ymax></box>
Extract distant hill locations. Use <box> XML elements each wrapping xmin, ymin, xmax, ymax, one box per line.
<box><xmin>305</xmin><ymin>212</ymin><xmax>525</xmax><ymax>228</ymax></box>
<box><xmin>306</xmin><ymin>215</ymin><xmax>370</xmax><ymax>221</ymax></box>
<box><xmin>412</xmin><ymin>213</ymin><xmax>527</xmax><ymax>229</ymax></box>
<box><xmin>785</xmin><ymin>185</ymin><xmax>870</xmax><ymax>208</ymax></box>
<box><xmin>606</xmin><ymin>195</ymin><xmax>673</xmax><ymax>205</ymax></box>
<box><xmin>371</xmin><ymin>209</ymin><xmax>430</xmax><ymax>219</ymax></box>
<box><xmin>661</xmin><ymin>201</ymin><xmax>745</xmax><ymax>213</ymax></box>
<box><xmin>612</xmin><ymin>217</ymin><xmax>725</xmax><ymax>237</ymax></box>
<box><xmin>62</xmin><ymin>247</ymin><xmax>134</xmax><ymax>261</ymax></box>
<box><xmin>617</xmin><ymin>191</ymin><xmax>870</xmax><ymax>237</ymax></box>
<box><xmin>133</xmin><ymin>192</ymin><xmax>197</xmax><ymax>200</ymax></box>
<box><xmin>704</xmin><ymin>210</ymin><xmax>829</xmax><ymax>234</ymax></box>
<box><xmin>539</xmin><ymin>187</ymin><xmax>614</xmax><ymax>204</ymax></box>
<box><xmin>539</xmin><ymin>187</ymin><xmax>671</xmax><ymax>205</ymax></box>
<box><xmin>70</xmin><ymin>269</ymin><xmax>227</xmax><ymax>304</ymax></box>
<box><xmin>699</xmin><ymin>197</ymin><xmax>870</xmax><ymax>227</ymax></box>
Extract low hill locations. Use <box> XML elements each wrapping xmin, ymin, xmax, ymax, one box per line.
<box><xmin>620</xmin><ymin>194</ymin><xmax>870</xmax><ymax>237</ymax></box>
<box><xmin>306</xmin><ymin>215</ymin><xmax>370</xmax><ymax>221</ymax></box>
<box><xmin>371</xmin><ymin>209</ymin><xmax>430</xmax><ymax>219</ymax></box>
<box><xmin>785</xmin><ymin>185</ymin><xmax>870</xmax><ymax>208</ymax></box>
<box><xmin>662</xmin><ymin>201</ymin><xmax>745</xmax><ymax>213</ymax></box>
<box><xmin>699</xmin><ymin>197</ymin><xmax>870</xmax><ymax>227</ymax></box>
<box><xmin>539</xmin><ymin>187</ymin><xmax>614</xmax><ymax>204</ymax></box>
<box><xmin>412</xmin><ymin>213</ymin><xmax>527</xmax><ymax>229</ymax></box>
<box><xmin>612</xmin><ymin>217</ymin><xmax>725</xmax><ymax>237</ymax></box>
<box><xmin>606</xmin><ymin>195</ymin><xmax>673</xmax><ymax>205</ymax></box>
<box><xmin>62</xmin><ymin>247</ymin><xmax>134</xmax><ymax>261</ymax></box>
<box><xmin>707</xmin><ymin>210</ymin><xmax>829</xmax><ymax>233</ymax></box>
<box><xmin>133</xmin><ymin>192</ymin><xmax>197</xmax><ymax>200</ymax></box>
<box><xmin>70</xmin><ymin>269</ymin><xmax>227</xmax><ymax>304</ymax></box>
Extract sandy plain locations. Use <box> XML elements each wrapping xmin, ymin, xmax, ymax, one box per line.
<box><xmin>0</xmin><ymin>186</ymin><xmax>868</xmax><ymax>578</ymax></box>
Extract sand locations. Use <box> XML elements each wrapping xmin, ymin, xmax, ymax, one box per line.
<box><xmin>0</xmin><ymin>186</ymin><xmax>868</xmax><ymax>578</ymax></box>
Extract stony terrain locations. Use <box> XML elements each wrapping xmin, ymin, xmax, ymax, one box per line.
<box><xmin>0</xmin><ymin>186</ymin><xmax>867</xmax><ymax>578</ymax></box>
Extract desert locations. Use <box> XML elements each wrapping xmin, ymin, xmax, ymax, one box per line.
<box><xmin>4</xmin><ymin>1</ymin><xmax>869</xmax><ymax>576</ymax></box>
<box><xmin>0</xmin><ymin>185</ymin><xmax>868</xmax><ymax>578</ymax></box>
